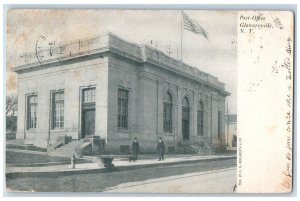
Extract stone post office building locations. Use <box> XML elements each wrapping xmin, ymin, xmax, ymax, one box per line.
<box><xmin>13</xmin><ymin>32</ymin><xmax>230</xmax><ymax>153</ymax></box>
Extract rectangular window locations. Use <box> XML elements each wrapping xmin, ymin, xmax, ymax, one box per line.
<box><xmin>197</xmin><ymin>111</ymin><xmax>204</xmax><ymax>136</ymax></box>
<box><xmin>118</xmin><ymin>89</ymin><xmax>129</xmax><ymax>129</ymax></box>
<box><xmin>83</xmin><ymin>88</ymin><xmax>95</xmax><ymax>103</ymax></box>
<box><xmin>218</xmin><ymin>111</ymin><xmax>222</xmax><ymax>139</ymax></box>
<box><xmin>27</xmin><ymin>95</ymin><xmax>37</xmax><ymax>129</ymax></box>
<box><xmin>52</xmin><ymin>91</ymin><xmax>64</xmax><ymax>129</ymax></box>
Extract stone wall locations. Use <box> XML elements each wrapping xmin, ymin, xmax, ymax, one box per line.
<box><xmin>16</xmin><ymin>57</ymin><xmax>109</xmax><ymax>148</ymax></box>
<box><xmin>105</xmin><ymin>55</ymin><xmax>227</xmax><ymax>153</ymax></box>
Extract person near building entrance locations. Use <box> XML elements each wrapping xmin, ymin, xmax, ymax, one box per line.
<box><xmin>131</xmin><ymin>137</ymin><xmax>140</xmax><ymax>161</ymax></box>
<box><xmin>157</xmin><ymin>137</ymin><xmax>165</xmax><ymax>161</ymax></box>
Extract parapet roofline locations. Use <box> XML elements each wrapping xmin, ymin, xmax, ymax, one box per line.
<box><xmin>12</xmin><ymin>32</ymin><xmax>229</xmax><ymax>95</ymax></box>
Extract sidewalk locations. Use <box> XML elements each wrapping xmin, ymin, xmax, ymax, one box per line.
<box><xmin>6</xmin><ymin>154</ymin><xmax>236</xmax><ymax>177</ymax></box>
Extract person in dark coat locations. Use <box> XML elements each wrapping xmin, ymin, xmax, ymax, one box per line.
<box><xmin>131</xmin><ymin>137</ymin><xmax>140</xmax><ymax>161</ymax></box>
<box><xmin>157</xmin><ymin>137</ymin><xmax>165</xmax><ymax>161</ymax></box>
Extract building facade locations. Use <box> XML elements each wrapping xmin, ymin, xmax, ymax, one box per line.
<box><xmin>225</xmin><ymin>114</ymin><xmax>237</xmax><ymax>148</ymax></box>
<box><xmin>13</xmin><ymin>32</ymin><xmax>230</xmax><ymax>153</ymax></box>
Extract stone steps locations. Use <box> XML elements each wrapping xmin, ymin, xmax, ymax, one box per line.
<box><xmin>178</xmin><ymin>140</ymin><xmax>213</xmax><ymax>155</ymax></box>
<box><xmin>49</xmin><ymin>140</ymin><xmax>81</xmax><ymax>157</ymax></box>
<box><xmin>60</xmin><ymin>144</ymin><xmax>80</xmax><ymax>148</ymax></box>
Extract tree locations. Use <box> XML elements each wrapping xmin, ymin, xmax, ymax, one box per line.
<box><xmin>6</xmin><ymin>95</ymin><xmax>17</xmax><ymax>116</ymax></box>
<box><xmin>6</xmin><ymin>94</ymin><xmax>17</xmax><ymax>132</ymax></box>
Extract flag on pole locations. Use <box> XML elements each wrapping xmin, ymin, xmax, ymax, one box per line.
<box><xmin>182</xmin><ymin>11</ymin><xmax>209</xmax><ymax>40</ymax></box>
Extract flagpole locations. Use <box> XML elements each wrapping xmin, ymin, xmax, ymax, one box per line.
<box><xmin>180</xmin><ymin>10</ymin><xmax>183</xmax><ymax>61</ymax></box>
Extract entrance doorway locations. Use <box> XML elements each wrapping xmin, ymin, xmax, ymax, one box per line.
<box><xmin>182</xmin><ymin>97</ymin><xmax>190</xmax><ymax>140</ymax></box>
<box><xmin>81</xmin><ymin>88</ymin><xmax>96</xmax><ymax>138</ymax></box>
<box><xmin>82</xmin><ymin>109</ymin><xmax>95</xmax><ymax>138</ymax></box>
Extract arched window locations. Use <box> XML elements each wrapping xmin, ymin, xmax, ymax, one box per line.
<box><xmin>182</xmin><ymin>97</ymin><xmax>189</xmax><ymax>108</ymax></box>
<box><xmin>182</xmin><ymin>96</ymin><xmax>190</xmax><ymax>140</ymax></box>
<box><xmin>163</xmin><ymin>91</ymin><xmax>173</xmax><ymax>133</ymax></box>
<box><xmin>197</xmin><ymin>101</ymin><xmax>204</xmax><ymax>136</ymax></box>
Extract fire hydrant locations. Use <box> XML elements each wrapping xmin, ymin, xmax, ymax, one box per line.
<box><xmin>71</xmin><ymin>153</ymin><xmax>76</xmax><ymax>169</ymax></box>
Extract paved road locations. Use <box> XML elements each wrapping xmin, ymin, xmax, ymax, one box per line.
<box><xmin>6</xmin><ymin>158</ymin><xmax>236</xmax><ymax>192</ymax></box>
<box><xmin>105</xmin><ymin>167</ymin><xmax>236</xmax><ymax>193</ymax></box>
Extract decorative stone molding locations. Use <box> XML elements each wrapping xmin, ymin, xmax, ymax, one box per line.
<box><xmin>13</xmin><ymin>32</ymin><xmax>229</xmax><ymax>96</ymax></box>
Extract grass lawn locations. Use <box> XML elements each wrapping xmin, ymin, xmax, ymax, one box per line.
<box><xmin>6</xmin><ymin>151</ymin><xmax>69</xmax><ymax>165</ymax></box>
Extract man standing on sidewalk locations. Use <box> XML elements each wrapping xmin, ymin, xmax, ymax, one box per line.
<box><xmin>131</xmin><ymin>137</ymin><xmax>140</xmax><ymax>161</ymax></box>
<box><xmin>157</xmin><ymin>137</ymin><xmax>165</xmax><ymax>161</ymax></box>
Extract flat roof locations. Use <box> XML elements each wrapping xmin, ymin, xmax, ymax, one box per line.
<box><xmin>12</xmin><ymin>32</ymin><xmax>229</xmax><ymax>96</ymax></box>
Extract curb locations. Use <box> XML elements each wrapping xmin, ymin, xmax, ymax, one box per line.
<box><xmin>6</xmin><ymin>156</ymin><xmax>236</xmax><ymax>178</ymax></box>
<box><xmin>6</xmin><ymin>158</ymin><xmax>91</xmax><ymax>167</ymax></box>
<box><xmin>6</xmin><ymin>161</ymin><xmax>70</xmax><ymax>167</ymax></box>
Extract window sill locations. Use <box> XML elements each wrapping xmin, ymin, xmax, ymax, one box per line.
<box><xmin>163</xmin><ymin>132</ymin><xmax>174</xmax><ymax>136</ymax></box>
<box><xmin>51</xmin><ymin>128</ymin><xmax>65</xmax><ymax>132</ymax></box>
<box><xmin>118</xmin><ymin>128</ymin><xmax>130</xmax><ymax>133</ymax></box>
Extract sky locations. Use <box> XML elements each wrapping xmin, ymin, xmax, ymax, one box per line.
<box><xmin>6</xmin><ymin>9</ymin><xmax>237</xmax><ymax>113</ymax></box>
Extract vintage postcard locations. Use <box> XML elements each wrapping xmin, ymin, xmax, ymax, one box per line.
<box><xmin>5</xmin><ymin>9</ymin><xmax>294</xmax><ymax>193</ymax></box>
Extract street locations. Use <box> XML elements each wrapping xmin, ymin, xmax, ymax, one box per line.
<box><xmin>6</xmin><ymin>158</ymin><xmax>236</xmax><ymax>192</ymax></box>
<box><xmin>104</xmin><ymin>167</ymin><xmax>236</xmax><ymax>193</ymax></box>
